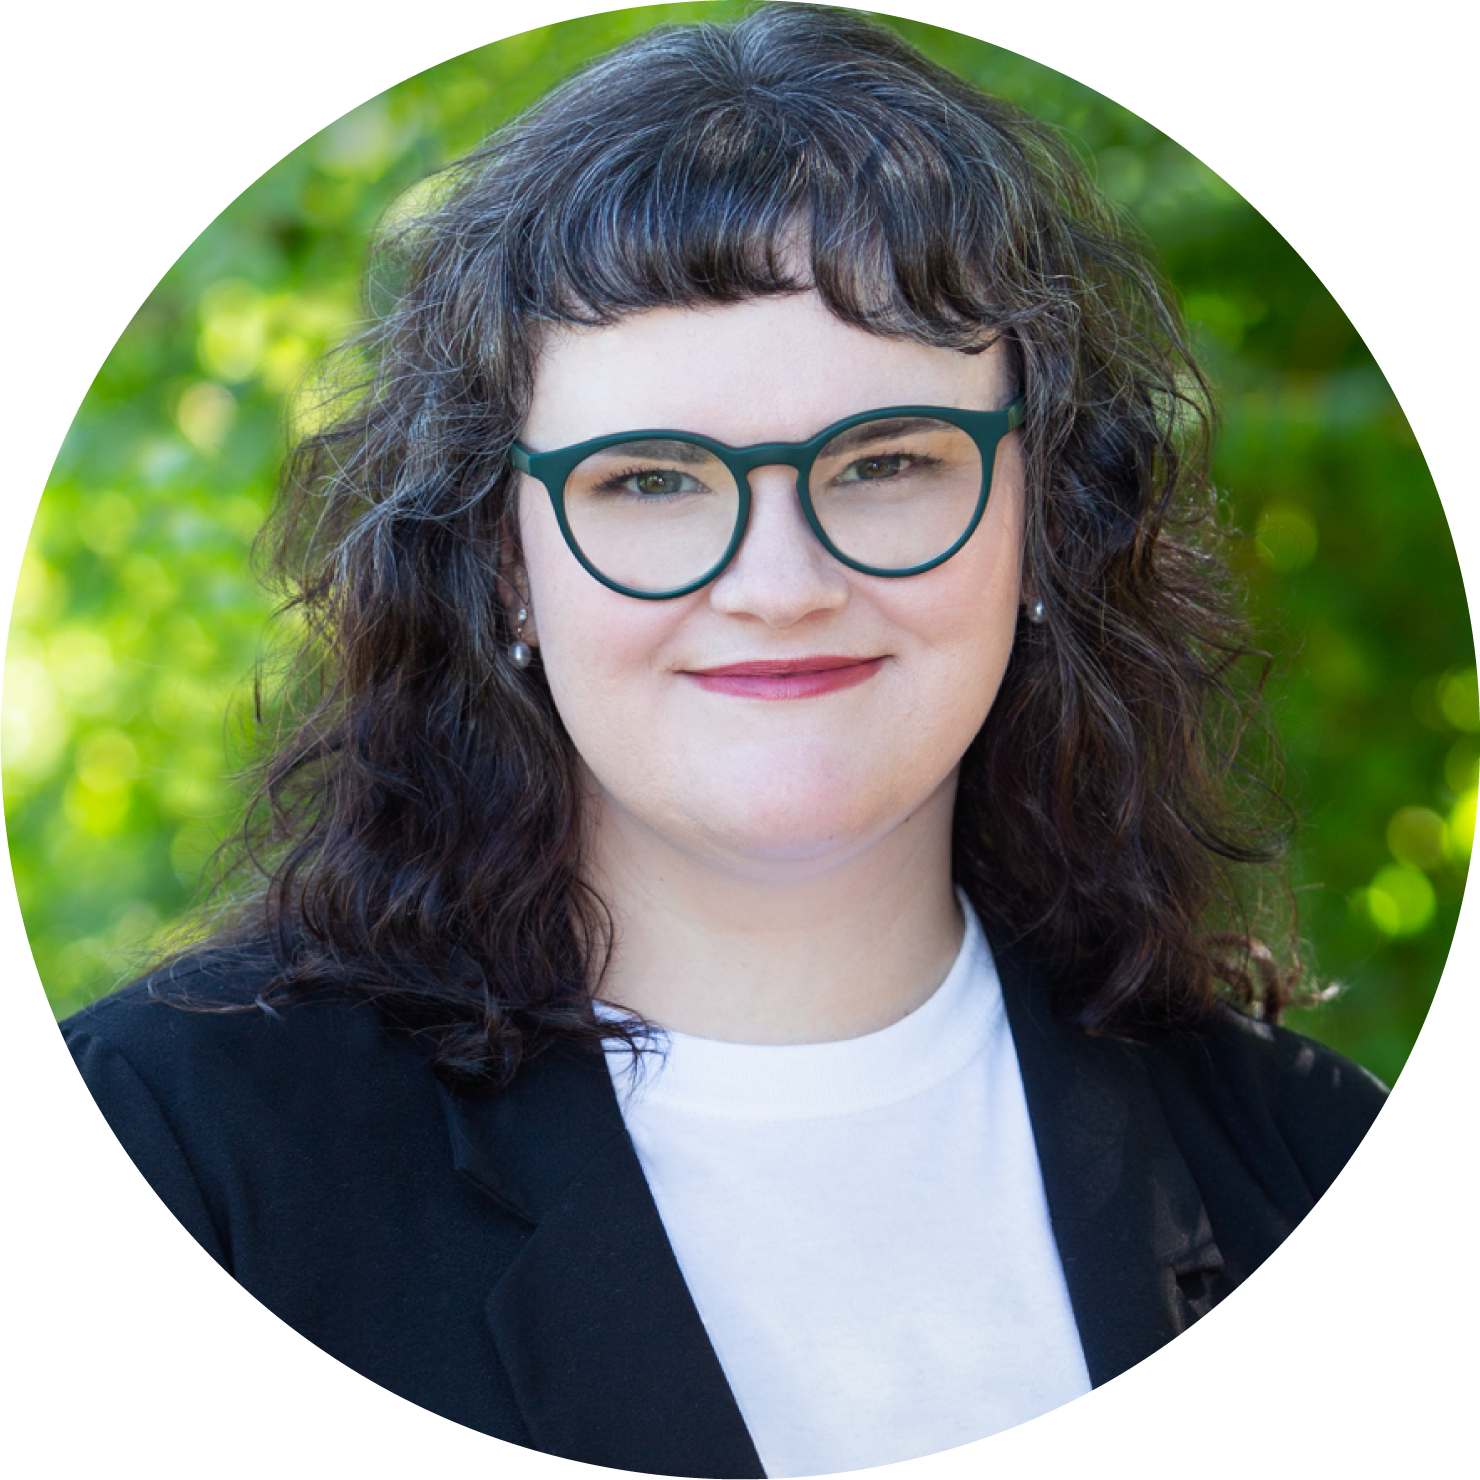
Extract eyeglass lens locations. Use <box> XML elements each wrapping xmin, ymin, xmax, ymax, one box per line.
<box><xmin>561</xmin><ymin>416</ymin><xmax>985</xmax><ymax>594</ymax></box>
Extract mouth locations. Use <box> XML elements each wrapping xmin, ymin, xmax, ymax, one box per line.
<box><xmin>682</xmin><ymin>654</ymin><xmax>887</xmax><ymax>700</ymax></box>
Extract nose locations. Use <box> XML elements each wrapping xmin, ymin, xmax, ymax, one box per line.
<box><xmin>707</xmin><ymin>464</ymin><xmax>850</xmax><ymax>626</ymax></box>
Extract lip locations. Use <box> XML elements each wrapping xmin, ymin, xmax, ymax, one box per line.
<box><xmin>683</xmin><ymin>654</ymin><xmax>886</xmax><ymax>700</ymax></box>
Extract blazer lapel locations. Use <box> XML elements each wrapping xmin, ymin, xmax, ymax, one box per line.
<box><xmin>442</xmin><ymin>1049</ymin><xmax>765</xmax><ymax>1479</ymax></box>
<box><xmin>995</xmin><ymin>943</ymin><xmax>1233</xmax><ymax>1387</ymax></box>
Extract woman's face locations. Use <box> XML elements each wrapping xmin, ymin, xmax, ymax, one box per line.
<box><xmin>516</xmin><ymin>292</ymin><xmax>1025</xmax><ymax>879</ymax></box>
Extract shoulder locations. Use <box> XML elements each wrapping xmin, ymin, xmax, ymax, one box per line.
<box><xmin>61</xmin><ymin>943</ymin><xmax>452</xmax><ymax>1242</ymax></box>
<box><xmin>1132</xmin><ymin>1005</ymin><xmax>1389</xmax><ymax>1210</ymax></box>
<box><xmin>63</xmin><ymin>942</ymin><xmax>404</xmax><ymax>1094</ymax></box>
<box><xmin>60</xmin><ymin>948</ymin><xmax>558</xmax><ymax>1440</ymax></box>
<box><xmin>58</xmin><ymin>947</ymin><xmax>417</xmax><ymax>1118</ymax></box>
<box><xmin>996</xmin><ymin>935</ymin><xmax>1388</xmax><ymax>1218</ymax></box>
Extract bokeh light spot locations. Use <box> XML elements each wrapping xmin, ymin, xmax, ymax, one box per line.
<box><xmin>1445</xmin><ymin>736</ymin><xmax>1480</xmax><ymax>797</ymax></box>
<box><xmin>9</xmin><ymin>552</ymin><xmax>68</xmax><ymax>626</ymax></box>
<box><xmin>1361</xmin><ymin>864</ymin><xmax>1436</xmax><ymax>937</ymax></box>
<box><xmin>45</xmin><ymin>628</ymin><xmax>116</xmax><ymax>705</ymax></box>
<box><xmin>1439</xmin><ymin>667</ymin><xmax>1480</xmax><ymax>732</ymax></box>
<box><xmin>198</xmin><ymin>281</ymin><xmax>269</xmax><ymax>383</ymax></box>
<box><xmin>120</xmin><ymin>553</ymin><xmax>179</xmax><ymax>611</ymax></box>
<box><xmin>75</xmin><ymin>731</ymin><xmax>140</xmax><ymax>794</ymax></box>
<box><xmin>314</xmin><ymin>98</ymin><xmax>398</xmax><ymax>180</ymax></box>
<box><xmin>2</xmin><ymin>640</ymin><xmax>70</xmax><ymax>790</ymax></box>
<box><xmin>175</xmin><ymin>382</ymin><xmax>238</xmax><ymax>455</ymax></box>
<box><xmin>76</xmin><ymin>491</ymin><xmax>140</xmax><ymax>558</ymax></box>
<box><xmin>1445</xmin><ymin>789</ymin><xmax>1477</xmax><ymax>865</ymax></box>
<box><xmin>1386</xmin><ymin>806</ymin><xmax>1446</xmax><ymax>871</ymax></box>
<box><xmin>63</xmin><ymin>777</ymin><xmax>132</xmax><ymax>837</ymax></box>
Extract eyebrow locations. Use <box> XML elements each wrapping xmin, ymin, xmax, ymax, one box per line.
<box><xmin>585</xmin><ymin>438</ymin><xmax>717</xmax><ymax>465</ymax></box>
<box><xmin>817</xmin><ymin>417</ymin><xmax>945</xmax><ymax>455</ymax></box>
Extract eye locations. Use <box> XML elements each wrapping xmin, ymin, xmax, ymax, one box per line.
<box><xmin>596</xmin><ymin>467</ymin><xmax>706</xmax><ymax>498</ymax></box>
<box><xmin>836</xmin><ymin>450</ymin><xmax>944</xmax><ymax>485</ymax></box>
<box><xmin>847</xmin><ymin>453</ymin><xmax>909</xmax><ymax>482</ymax></box>
<box><xmin>633</xmin><ymin>469</ymin><xmax>687</xmax><ymax>496</ymax></box>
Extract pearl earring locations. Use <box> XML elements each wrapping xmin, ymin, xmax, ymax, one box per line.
<box><xmin>509</xmin><ymin>604</ymin><xmax>533</xmax><ymax>668</ymax></box>
<box><xmin>1027</xmin><ymin>598</ymin><xmax>1046</xmax><ymax>625</ymax></box>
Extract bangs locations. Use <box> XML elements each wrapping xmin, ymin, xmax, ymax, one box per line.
<box><xmin>435</xmin><ymin>20</ymin><xmax>1061</xmax><ymax>353</ymax></box>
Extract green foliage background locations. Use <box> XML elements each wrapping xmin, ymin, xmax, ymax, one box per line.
<box><xmin>5</xmin><ymin>3</ymin><xmax>1470</xmax><ymax>1087</ymax></box>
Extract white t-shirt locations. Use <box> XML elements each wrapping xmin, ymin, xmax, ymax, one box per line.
<box><xmin>602</xmin><ymin>903</ymin><xmax>1091</xmax><ymax>1478</ymax></box>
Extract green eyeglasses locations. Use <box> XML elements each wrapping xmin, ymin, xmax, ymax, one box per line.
<box><xmin>511</xmin><ymin>398</ymin><xmax>1025</xmax><ymax>600</ymax></box>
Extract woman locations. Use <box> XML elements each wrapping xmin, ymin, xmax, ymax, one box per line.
<box><xmin>62</xmin><ymin>7</ymin><xmax>1386</xmax><ymax>1476</ymax></box>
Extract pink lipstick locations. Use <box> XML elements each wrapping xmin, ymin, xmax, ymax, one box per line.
<box><xmin>684</xmin><ymin>655</ymin><xmax>885</xmax><ymax>700</ymax></box>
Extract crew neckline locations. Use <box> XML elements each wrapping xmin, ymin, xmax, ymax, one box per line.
<box><xmin>599</xmin><ymin>899</ymin><xmax>1003</xmax><ymax>1122</ymax></box>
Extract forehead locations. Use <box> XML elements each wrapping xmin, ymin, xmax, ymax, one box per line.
<box><xmin>523</xmin><ymin>293</ymin><xmax>1011</xmax><ymax>449</ymax></box>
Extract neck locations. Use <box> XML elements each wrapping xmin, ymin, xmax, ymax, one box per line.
<box><xmin>585</xmin><ymin>777</ymin><xmax>965</xmax><ymax>1044</ymax></box>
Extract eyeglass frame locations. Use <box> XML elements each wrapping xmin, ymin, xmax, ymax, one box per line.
<box><xmin>509</xmin><ymin>397</ymin><xmax>1027</xmax><ymax>600</ymax></box>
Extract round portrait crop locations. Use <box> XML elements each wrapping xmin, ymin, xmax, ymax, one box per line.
<box><xmin>12</xmin><ymin>5</ymin><xmax>1468</xmax><ymax>1475</ymax></box>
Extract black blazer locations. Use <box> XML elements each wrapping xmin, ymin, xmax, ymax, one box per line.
<box><xmin>62</xmin><ymin>941</ymin><xmax>1386</xmax><ymax>1478</ymax></box>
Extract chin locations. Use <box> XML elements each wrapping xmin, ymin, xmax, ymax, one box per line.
<box><xmin>684</xmin><ymin>771</ymin><xmax>908</xmax><ymax>870</ymax></box>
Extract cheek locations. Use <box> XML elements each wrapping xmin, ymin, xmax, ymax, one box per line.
<box><xmin>930</xmin><ymin>528</ymin><xmax>1020</xmax><ymax>624</ymax></box>
<box><xmin>900</xmin><ymin>476</ymin><xmax>1025</xmax><ymax>719</ymax></box>
<box><xmin>518</xmin><ymin>484</ymin><xmax>680</xmax><ymax>751</ymax></box>
<box><xmin>528</xmin><ymin>577</ymin><xmax>664</xmax><ymax>730</ymax></box>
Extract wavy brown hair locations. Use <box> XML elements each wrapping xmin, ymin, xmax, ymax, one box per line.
<box><xmin>194</xmin><ymin>4</ymin><xmax>1297</xmax><ymax>1084</ymax></box>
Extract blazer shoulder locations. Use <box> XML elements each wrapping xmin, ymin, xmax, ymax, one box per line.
<box><xmin>64</xmin><ymin>940</ymin><xmax>283</xmax><ymax>1024</ymax></box>
<box><xmin>62</xmin><ymin>942</ymin><xmax>387</xmax><ymax>1084</ymax></box>
<box><xmin>1136</xmin><ymin>1006</ymin><xmax>1388</xmax><ymax>1212</ymax></box>
<box><xmin>61</xmin><ymin>942</ymin><xmax>443</xmax><ymax>1194</ymax></box>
